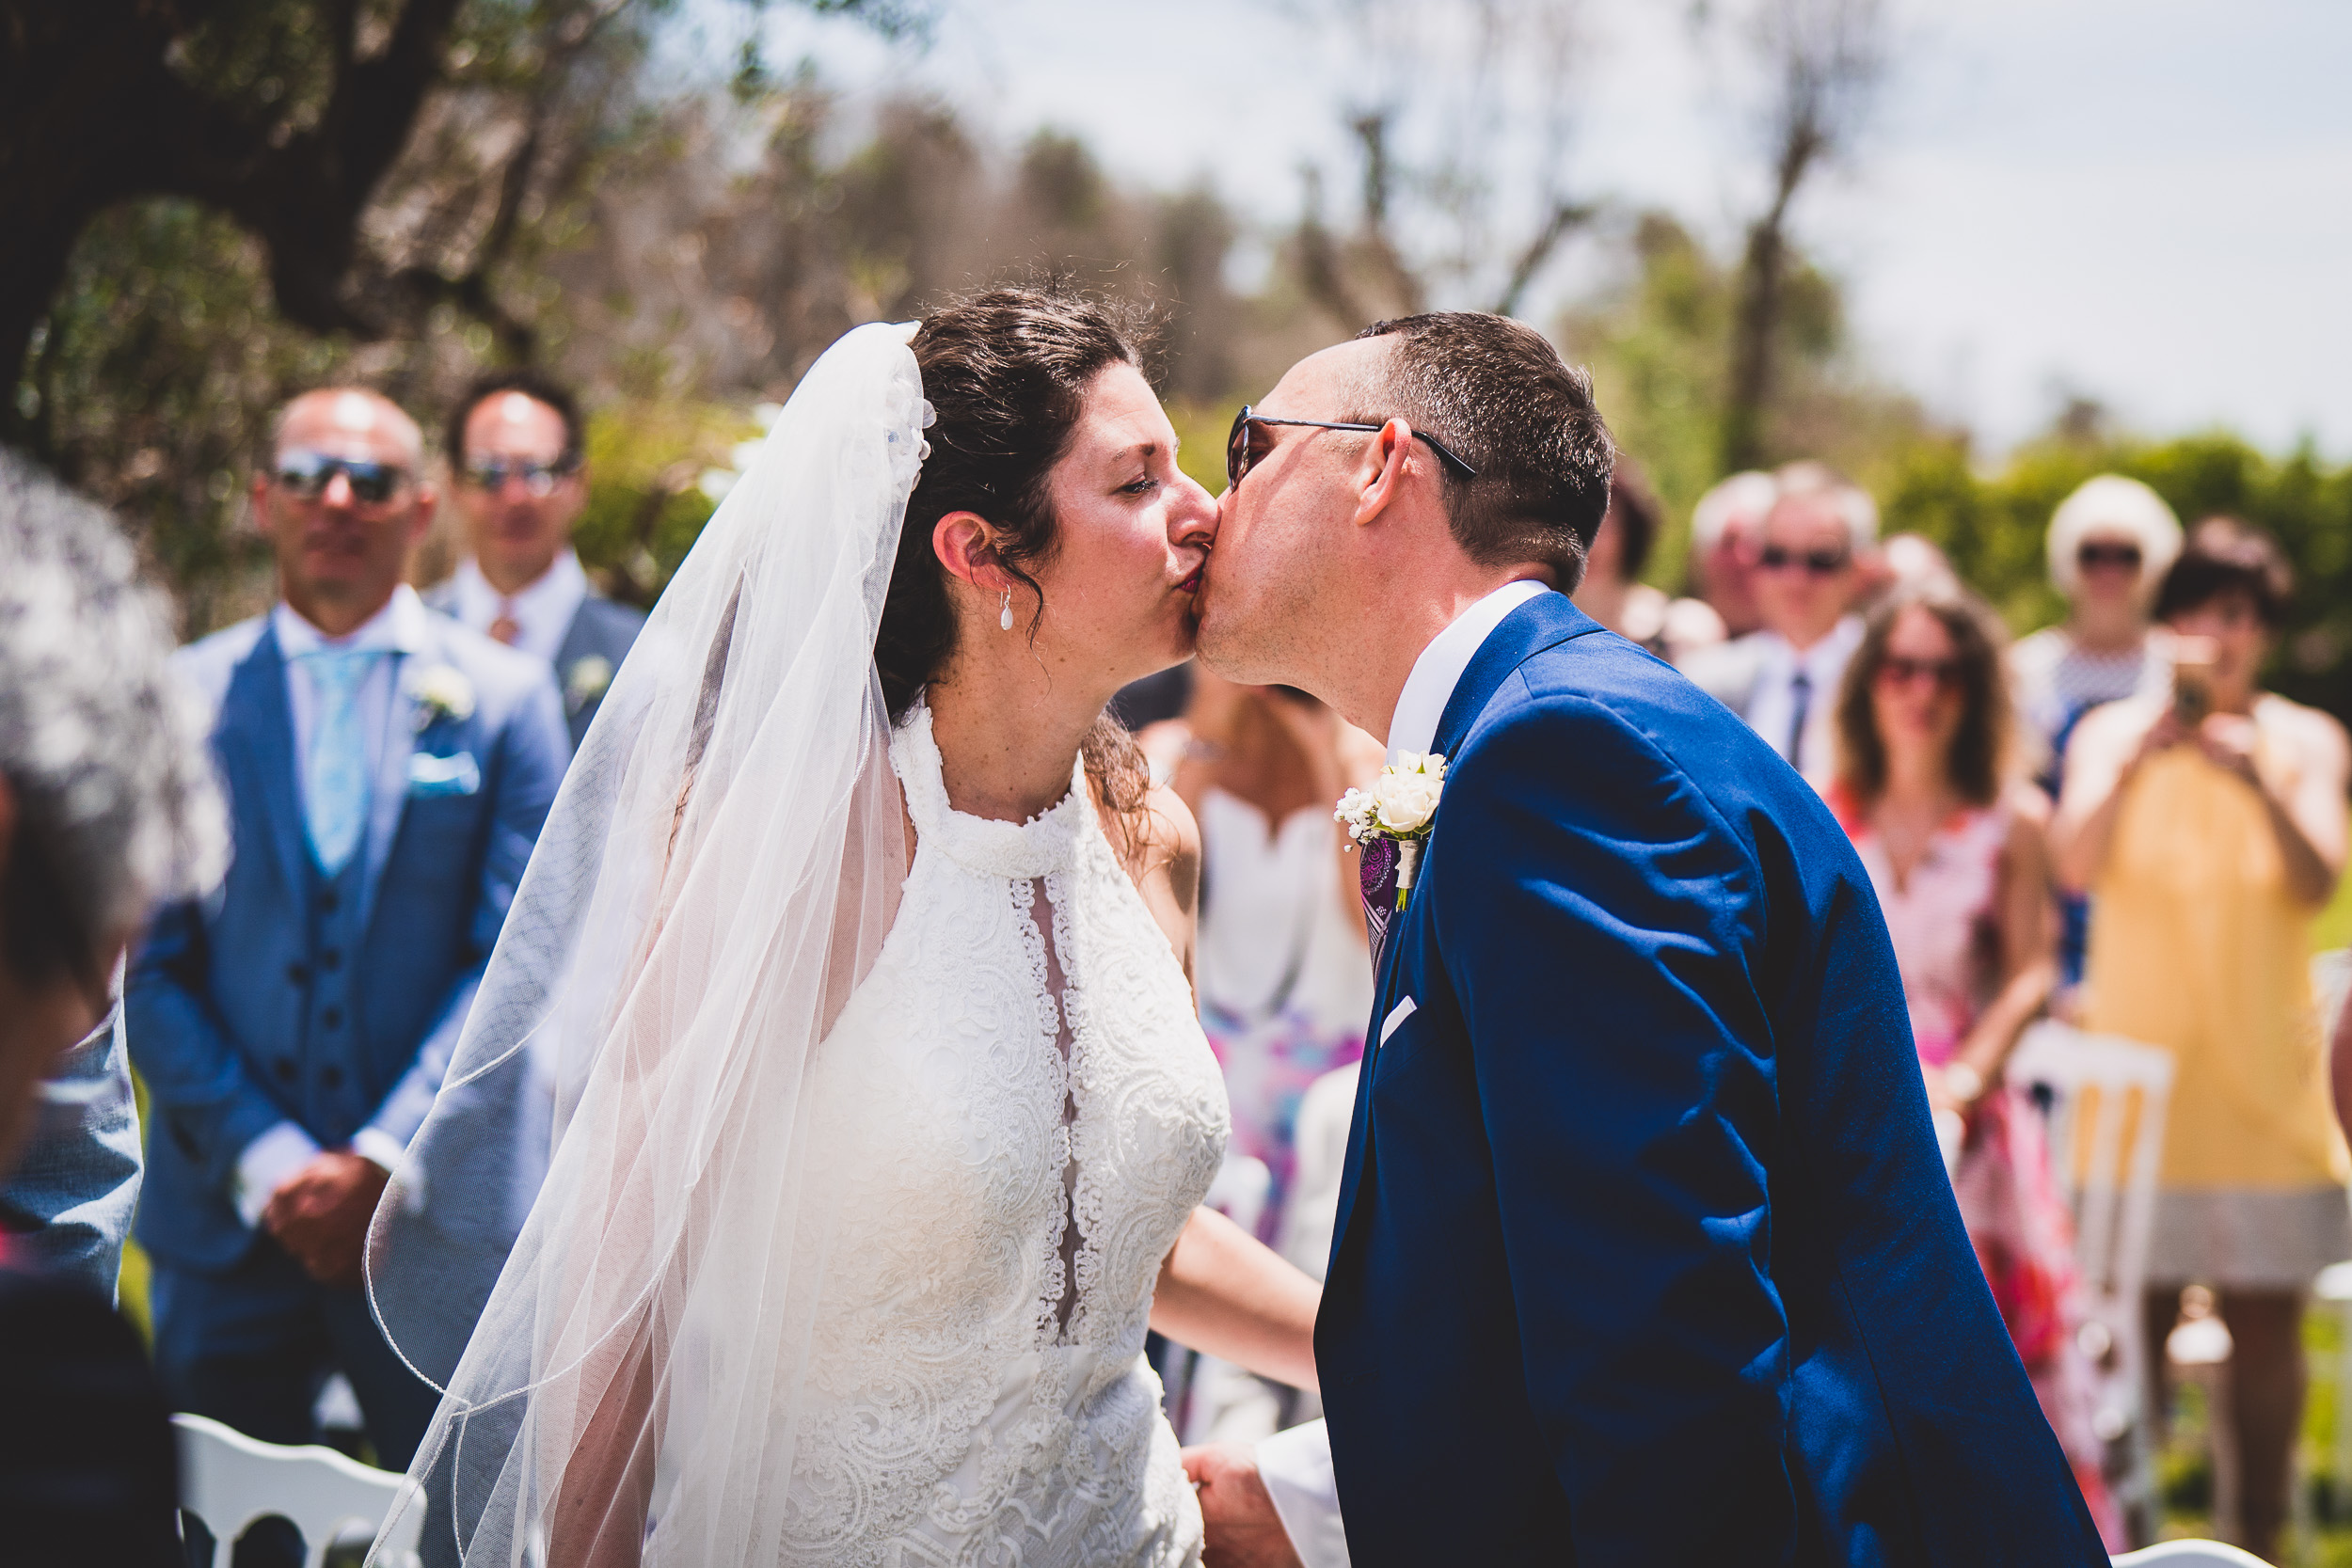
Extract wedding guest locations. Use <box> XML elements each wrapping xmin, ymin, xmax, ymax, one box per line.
<box><xmin>2011</xmin><ymin>475</ymin><xmax>2182</xmax><ymax>783</ymax></box>
<box><xmin>1570</xmin><ymin>455</ymin><xmax>1725</xmax><ymax>665</ymax></box>
<box><xmin>1826</xmin><ymin>585</ymin><xmax>2121</xmax><ymax>1546</ymax></box>
<box><xmin>1</xmin><ymin>450</ymin><xmax>226</xmax><ymax>1567</ymax></box>
<box><xmin>1684</xmin><ymin>460</ymin><xmax>1879</xmax><ymax>788</ymax></box>
<box><xmin>2013</xmin><ymin>476</ymin><xmax>2183</xmax><ymax>998</ymax></box>
<box><xmin>2054</xmin><ymin>516</ymin><xmax>2349</xmax><ymax>1562</ymax></box>
<box><xmin>1686</xmin><ymin>468</ymin><xmax>1776</xmax><ymax>638</ymax></box>
<box><xmin>1141</xmin><ymin>672</ymin><xmax>1378</xmax><ymax>1247</ymax></box>
<box><xmin>126</xmin><ymin>388</ymin><xmax>570</xmax><ymax>1474</ymax></box>
<box><xmin>427</xmin><ymin>371</ymin><xmax>644</xmax><ymax>749</ymax></box>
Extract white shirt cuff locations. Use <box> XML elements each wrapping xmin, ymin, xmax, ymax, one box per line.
<box><xmin>233</xmin><ymin>1121</ymin><xmax>323</xmax><ymax>1228</ymax></box>
<box><xmin>349</xmin><ymin>1125</ymin><xmax>410</xmax><ymax>1175</ymax></box>
<box><xmin>1257</xmin><ymin>1419</ymin><xmax>1350</xmax><ymax>1568</ymax></box>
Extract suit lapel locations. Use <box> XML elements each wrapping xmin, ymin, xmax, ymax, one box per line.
<box><xmin>1326</xmin><ymin>592</ymin><xmax>1606</xmax><ymax>1278</ymax></box>
<box><xmin>220</xmin><ymin>626</ymin><xmax>312</xmax><ymax>910</ymax></box>
<box><xmin>552</xmin><ymin>597</ymin><xmax>596</xmax><ymax>678</ymax></box>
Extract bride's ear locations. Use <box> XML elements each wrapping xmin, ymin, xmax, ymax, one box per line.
<box><xmin>932</xmin><ymin>510</ymin><xmax>1009</xmax><ymax>593</ymax></box>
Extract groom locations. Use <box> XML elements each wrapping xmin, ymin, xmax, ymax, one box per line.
<box><xmin>1188</xmin><ymin>314</ymin><xmax>2107</xmax><ymax>1564</ymax></box>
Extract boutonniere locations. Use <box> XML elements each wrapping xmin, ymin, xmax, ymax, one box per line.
<box><xmin>407</xmin><ymin>665</ymin><xmax>476</xmax><ymax>732</ymax></box>
<box><xmin>1335</xmin><ymin>751</ymin><xmax>1447</xmax><ymax>909</ymax></box>
<box><xmin>564</xmin><ymin>654</ymin><xmax>615</xmax><ymax>715</ymax></box>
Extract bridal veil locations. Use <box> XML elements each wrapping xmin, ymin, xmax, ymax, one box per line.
<box><xmin>367</xmin><ymin>323</ymin><xmax>930</xmax><ymax>1564</ymax></box>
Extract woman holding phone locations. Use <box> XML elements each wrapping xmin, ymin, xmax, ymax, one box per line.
<box><xmin>2053</xmin><ymin>516</ymin><xmax>2350</xmax><ymax>1562</ymax></box>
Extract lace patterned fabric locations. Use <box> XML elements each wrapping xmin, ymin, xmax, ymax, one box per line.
<box><xmin>762</xmin><ymin>699</ymin><xmax>1230</xmax><ymax>1567</ymax></box>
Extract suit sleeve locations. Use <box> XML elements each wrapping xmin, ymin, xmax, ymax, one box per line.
<box><xmin>0</xmin><ymin>1000</ymin><xmax>142</xmax><ymax>1298</ymax></box>
<box><xmin>125</xmin><ymin>898</ymin><xmax>298</xmax><ymax>1199</ymax></box>
<box><xmin>362</xmin><ymin>671</ymin><xmax>567</xmax><ymax>1150</ymax></box>
<box><xmin>1439</xmin><ymin>693</ymin><xmax>1795</xmax><ymax>1558</ymax></box>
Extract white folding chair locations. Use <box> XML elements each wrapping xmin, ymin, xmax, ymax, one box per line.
<box><xmin>2007</xmin><ymin>1020</ymin><xmax>2176</xmax><ymax>1530</ymax></box>
<box><xmin>2111</xmin><ymin>1541</ymin><xmax>2273</xmax><ymax>1565</ymax></box>
<box><xmin>173</xmin><ymin>1412</ymin><xmax>422</xmax><ymax>1568</ymax></box>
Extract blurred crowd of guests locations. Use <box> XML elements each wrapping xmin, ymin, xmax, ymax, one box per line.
<box><xmin>2</xmin><ymin>371</ymin><xmax>2348</xmax><ymax>1564</ymax></box>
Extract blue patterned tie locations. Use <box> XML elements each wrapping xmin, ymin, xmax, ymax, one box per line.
<box><xmin>300</xmin><ymin>647</ymin><xmax>379</xmax><ymax>876</ymax></box>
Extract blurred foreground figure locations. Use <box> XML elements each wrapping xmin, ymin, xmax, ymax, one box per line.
<box><xmin>1684</xmin><ymin>461</ymin><xmax>1880</xmax><ymax>788</ymax></box>
<box><xmin>0</xmin><ymin>451</ymin><xmax>227</xmax><ymax>1566</ymax></box>
<box><xmin>428</xmin><ymin>372</ymin><xmax>644</xmax><ymax>750</ymax></box>
<box><xmin>1569</xmin><ymin>455</ymin><xmax>1724</xmax><ymax>665</ymax></box>
<box><xmin>2055</xmin><ymin>517</ymin><xmax>2349</xmax><ymax>1561</ymax></box>
<box><xmin>1686</xmin><ymin>468</ymin><xmax>1776</xmax><ymax>638</ymax></box>
<box><xmin>1827</xmin><ymin>586</ymin><xmax>2121</xmax><ymax>1545</ymax></box>
<box><xmin>126</xmin><ymin>388</ymin><xmax>567</xmax><ymax>1474</ymax></box>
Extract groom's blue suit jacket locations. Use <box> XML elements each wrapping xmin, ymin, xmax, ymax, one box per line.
<box><xmin>1316</xmin><ymin>594</ymin><xmax>2106</xmax><ymax>1565</ymax></box>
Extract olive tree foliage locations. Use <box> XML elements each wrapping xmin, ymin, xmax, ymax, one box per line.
<box><xmin>1284</xmin><ymin>0</ymin><xmax>1598</xmax><ymax>331</ymax></box>
<box><xmin>1695</xmin><ymin>0</ymin><xmax>1889</xmax><ymax>472</ymax></box>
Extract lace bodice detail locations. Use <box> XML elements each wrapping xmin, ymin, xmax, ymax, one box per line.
<box><xmin>772</xmin><ymin>699</ymin><xmax>1229</xmax><ymax>1566</ymax></box>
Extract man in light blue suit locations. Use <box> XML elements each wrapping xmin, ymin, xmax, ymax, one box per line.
<box><xmin>127</xmin><ymin>387</ymin><xmax>568</xmax><ymax>1470</ymax></box>
<box><xmin>1188</xmin><ymin>315</ymin><xmax>2106</xmax><ymax>1565</ymax></box>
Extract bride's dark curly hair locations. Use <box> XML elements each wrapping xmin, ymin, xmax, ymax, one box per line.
<box><xmin>877</xmin><ymin>282</ymin><xmax>1154</xmax><ymax>821</ymax></box>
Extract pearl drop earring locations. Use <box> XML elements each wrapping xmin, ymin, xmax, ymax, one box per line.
<box><xmin>999</xmin><ymin>587</ymin><xmax>1014</xmax><ymax>632</ymax></box>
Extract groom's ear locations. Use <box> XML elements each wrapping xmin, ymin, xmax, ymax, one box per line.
<box><xmin>931</xmin><ymin>511</ymin><xmax>1009</xmax><ymax>592</ymax></box>
<box><xmin>1349</xmin><ymin>419</ymin><xmax>1416</xmax><ymax>531</ymax></box>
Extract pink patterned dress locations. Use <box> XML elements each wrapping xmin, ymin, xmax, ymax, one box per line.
<box><xmin>1832</xmin><ymin>787</ymin><xmax>2122</xmax><ymax>1546</ymax></box>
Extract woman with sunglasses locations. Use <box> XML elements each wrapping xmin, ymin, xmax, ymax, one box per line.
<box><xmin>2011</xmin><ymin>476</ymin><xmax>2183</xmax><ymax>786</ymax></box>
<box><xmin>1827</xmin><ymin>585</ymin><xmax>2122</xmax><ymax>1546</ymax></box>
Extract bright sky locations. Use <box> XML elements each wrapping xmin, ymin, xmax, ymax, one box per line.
<box><xmin>750</xmin><ymin>0</ymin><xmax>2352</xmax><ymax>456</ymax></box>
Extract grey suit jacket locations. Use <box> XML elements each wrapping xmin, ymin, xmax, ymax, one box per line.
<box><xmin>1678</xmin><ymin>631</ymin><xmax>1771</xmax><ymax>723</ymax></box>
<box><xmin>421</xmin><ymin>578</ymin><xmax>646</xmax><ymax>751</ymax></box>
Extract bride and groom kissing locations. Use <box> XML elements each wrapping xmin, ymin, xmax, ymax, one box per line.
<box><xmin>363</xmin><ymin>290</ymin><xmax>2110</xmax><ymax>1566</ymax></box>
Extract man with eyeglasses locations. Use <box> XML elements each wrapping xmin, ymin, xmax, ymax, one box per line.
<box><xmin>426</xmin><ymin>372</ymin><xmax>645</xmax><ymax>751</ymax></box>
<box><xmin>1684</xmin><ymin>460</ymin><xmax>1880</xmax><ymax>788</ymax></box>
<box><xmin>125</xmin><ymin>387</ymin><xmax>569</xmax><ymax>1486</ymax></box>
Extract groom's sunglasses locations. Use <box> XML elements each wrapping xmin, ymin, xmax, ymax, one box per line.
<box><xmin>1225</xmin><ymin>406</ymin><xmax>1479</xmax><ymax>491</ymax></box>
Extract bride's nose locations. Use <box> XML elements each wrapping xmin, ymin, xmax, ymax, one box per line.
<box><xmin>1168</xmin><ymin>471</ymin><xmax>1218</xmax><ymax>549</ymax></box>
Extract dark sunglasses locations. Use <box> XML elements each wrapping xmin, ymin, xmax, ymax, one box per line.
<box><xmin>464</xmin><ymin>456</ymin><xmax>579</xmax><ymax>498</ymax></box>
<box><xmin>273</xmin><ymin>451</ymin><xmax>410</xmax><ymax>505</ymax></box>
<box><xmin>1875</xmin><ymin>656</ymin><xmax>1962</xmax><ymax>691</ymax></box>
<box><xmin>1756</xmin><ymin>543</ymin><xmax>1851</xmax><ymax>576</ymax></box>
<box><xmin>2076</xmin><ymin>540</ymin><xmax>2142</xmax><ymax>571</ymax></box>
<box><xmin>1225</xmin><ymin>405</ymin><xmax>1478</xmax><ymax>491</ymax></box>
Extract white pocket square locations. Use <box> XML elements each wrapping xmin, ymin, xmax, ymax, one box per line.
<box><xmin>1379</xmin><ymin>995</ymin><xmax>1418</xmax><ymax>1045</ymax></box>
<box><xmin>407</xmin><ymin>751</ymin><xmax>481</xmax><ymax>797</ymax></box>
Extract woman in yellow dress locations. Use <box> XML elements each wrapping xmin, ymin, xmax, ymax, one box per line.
<box><xmin>2055</xmin><ymin>516</ymin><xmax>2350</xmax><ymax>1560</ymax></box>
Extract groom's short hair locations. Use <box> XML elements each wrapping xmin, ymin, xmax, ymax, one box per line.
<box><xmin>1353</xmin><ymin>313</ymin><xmax>1613</xmax><ymax>592</ymax></box>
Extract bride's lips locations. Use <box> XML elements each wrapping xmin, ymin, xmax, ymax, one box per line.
<box><xmin>1178</xmin><ymin>567</ymin><xmax>1202</xmax><ymax>594</ymax></box>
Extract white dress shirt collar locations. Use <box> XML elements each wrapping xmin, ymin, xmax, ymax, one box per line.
<box><xmin>450</xmin><ymin>549</ymin><xmax>589</xmax><ymax>666</ymax></box>
<box><xmin>1384</xmin><ymin>579</ymin><xmax>1550</xmax><ymax>763</ymax></box>
<box><xmin>1756</xmin><ymin>613</ymin><xmax>1864</xmax><ymax>687</ymax></box>
<box><xmin>272</xmin><ymin>581</ymin><xmax>430</xmax><ymax>661</ymax></box>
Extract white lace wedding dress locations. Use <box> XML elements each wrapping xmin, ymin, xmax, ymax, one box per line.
<box><xmin>764</xmin><ymin>699</ymin><xmax>1231</xmax><ymax>1566</ymax></box>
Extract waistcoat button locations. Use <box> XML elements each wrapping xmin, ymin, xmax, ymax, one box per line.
<box><xmin>274</xmin><ymin>1057</ymin><xmax>297</xmax><ymax>1082</ymax></box>
<box><xmin>286</xmin><ymin>961</ymin><xmax>310</xmax><ymax>986</ymax></box>
<box><xmin>319</xmin><ymin>948</ymin><xmax>342</xmax><ymax>972</ymax></box>
<box><xmin>321</xmin><ymin>1006</ymin><xmax>344</xmax><ymax>1030</ymax></box>
<box><xmin>320</xmin><ymin>1065</ymin><xmax>344</xmax><ymax>1089</ymax></box>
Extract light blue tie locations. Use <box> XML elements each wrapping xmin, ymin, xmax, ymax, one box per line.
<box><xmin>300</xmin><ymin>648</ymin><xmax>380</xmax><ymax>876</ymax></box>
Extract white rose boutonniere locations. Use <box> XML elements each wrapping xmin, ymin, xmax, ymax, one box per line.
<box><xmin>409</xmin><ymin>665</ymin><xmax>477</xmax><ymax>733</ymax></box>
<box><xmin>564</xmin><ymin>654</ymin><xmax>615</xmax><ymax>715</ymax></box>
<box><xmin>1335</xmin><ymin>750</ymin><xmax>1448</xmax><ymax>909</ymax></box>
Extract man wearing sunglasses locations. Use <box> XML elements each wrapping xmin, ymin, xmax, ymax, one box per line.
<box><xmin>125</xmin><ymin>387</ymin><xmax>570</xmax><ymax>1483</ymax></box>
<box><xmin>1180</xmin><ymin>316</ymin><xmax>2106</xmax><ymax>1568</ymax></box>
<box><xmin>426</xmin><ymin>372</ymin><xmax>645</xmax><ymax>752</ymax></box>
<box><xmin>1684</xmin><ymin>460</ymin><xmax>1881</xmax><ymax>788</ymax></box>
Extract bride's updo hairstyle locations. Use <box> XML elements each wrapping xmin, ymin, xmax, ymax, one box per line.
<box><xmin>878</xmin><ymin>282</ymin><xmax>1152</xmax><ymax>817</ymax></box>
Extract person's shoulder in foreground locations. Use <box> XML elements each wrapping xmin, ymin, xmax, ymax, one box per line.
<box><xmin>0</xmin><ymin>1236</ymin><xmax>182</xmax><ymax>1563</ymax></box>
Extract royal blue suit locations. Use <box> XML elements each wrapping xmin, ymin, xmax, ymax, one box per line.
<box><xmin>1315</xmin><ymin>594</ymin><xmax>2106</xmax><ymax>1565</ymax></box>
<box><xmin>126</xmin><ymin>598</ymin><xmax>565</xmax><ymax>1465</ymax></box>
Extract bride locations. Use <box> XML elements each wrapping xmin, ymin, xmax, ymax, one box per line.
<box><xmin>366</xmin><ymin>289</ymin><xmax>1321</xmax><ymax>1566</ymax></box>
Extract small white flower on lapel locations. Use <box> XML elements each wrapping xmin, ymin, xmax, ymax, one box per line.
<box><xmin>408</xmin><ymin>665</ymin><xmax>476</xmax><ymax>732</ymax></box>
<box><xmin>1336</xmin><ymin>751</ymin><xmax>1448</xmax><ymax>909</ymax></box>
<box><xmin>564</xmin><ymin>654</ymin><xmax>615</xmax><ymax>714</ymax></box>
